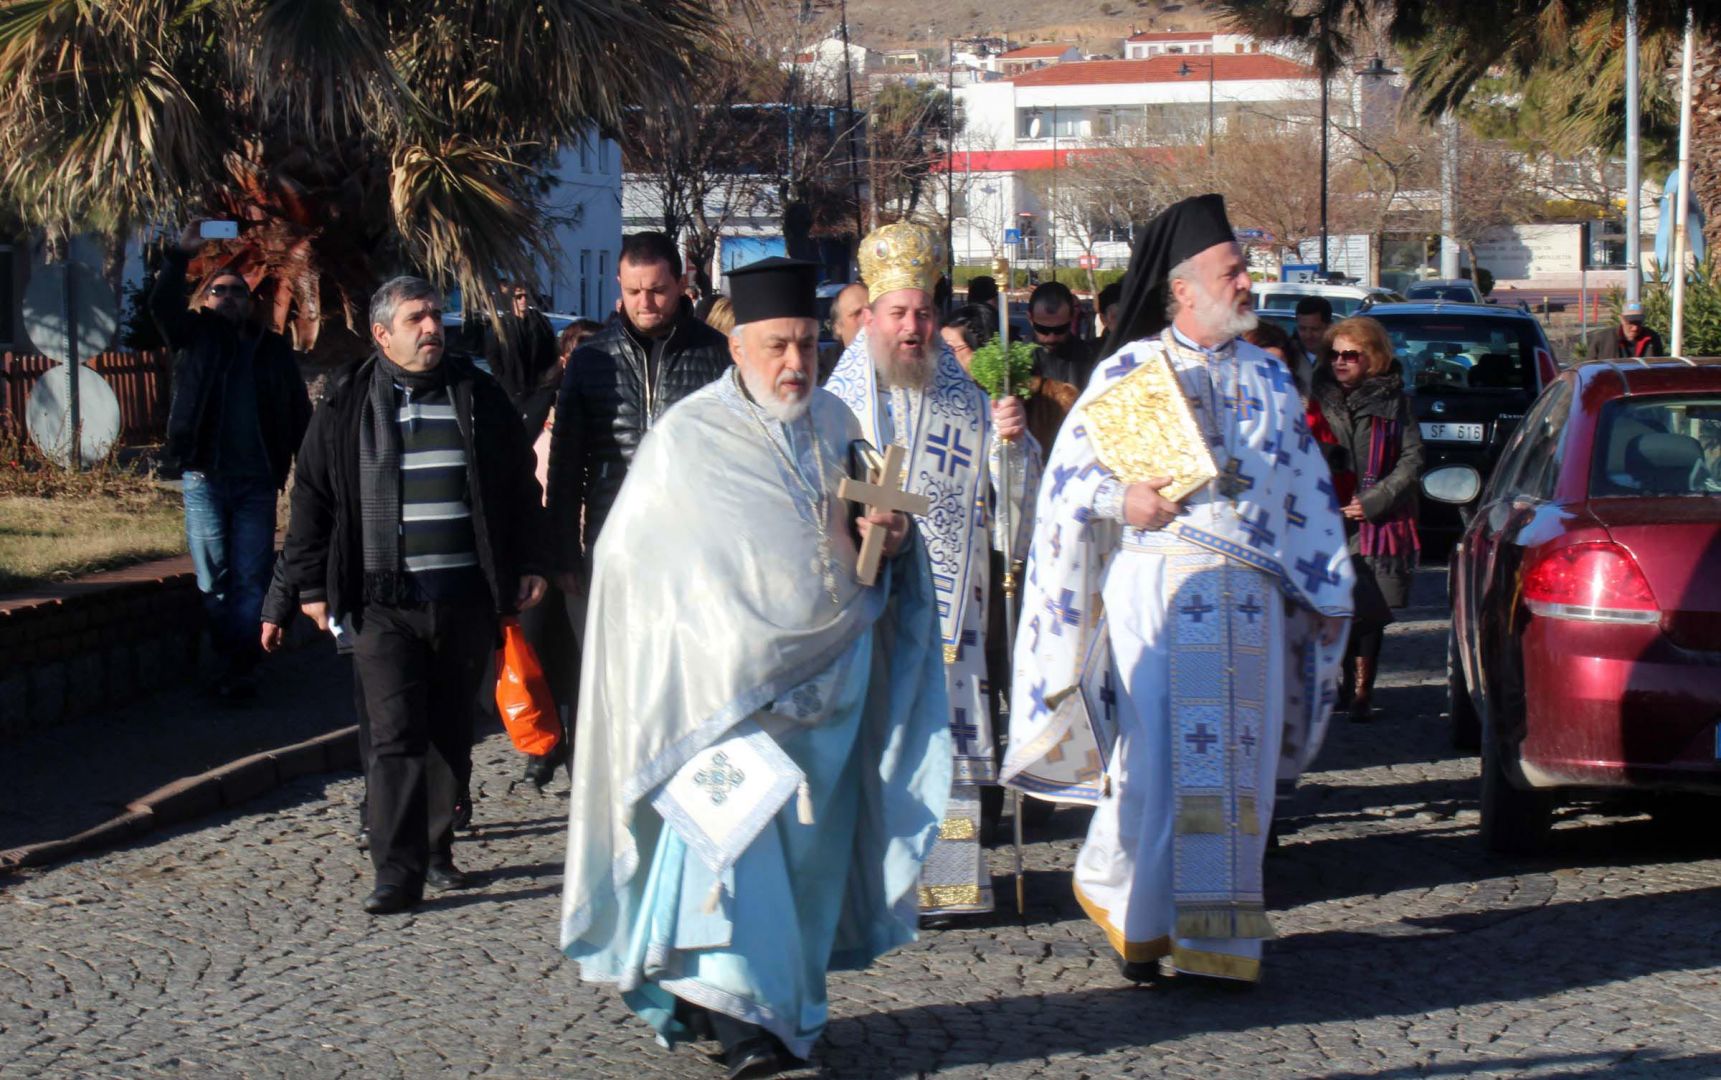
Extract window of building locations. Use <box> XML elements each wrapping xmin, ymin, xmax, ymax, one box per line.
<box><xmin>579</xmin><ymin>249</ymin><xmax>591</xmax><ymax>315</ymax></box>
<box><xmin>597</xmin><ymin>250</ymin><xmax>610</xmax><ymax>314</ymax></box>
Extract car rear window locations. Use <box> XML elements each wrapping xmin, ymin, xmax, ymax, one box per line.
<box><xmin>1590</xmin><ymin>395</ymin><xmax>1721</xmax><ymax>497</ymax></box>
<box><xmin>1369</xmin><ymin>314</ymin><xmax>1544</xmax><ymax>395</ymax></box>
<box><xmin>1407</xmin><ymin>287</ymin><xmax>1477</xmax><ymax>302</ymax></box>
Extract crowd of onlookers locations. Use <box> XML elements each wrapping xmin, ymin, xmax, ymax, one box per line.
<box><xmin>157</xmin><ymin>221</ymin><xmax>1434</xmax><ymax>912</ymax></box>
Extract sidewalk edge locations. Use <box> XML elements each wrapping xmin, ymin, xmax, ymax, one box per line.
<box><xmin>0</xmin><ymin>725</ymin><xmax>360</xmax><ymax>873</ymax></box>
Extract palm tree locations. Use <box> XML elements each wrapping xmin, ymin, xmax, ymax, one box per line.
<box><xmin>0</xmin><ymin>0</ymin><xmax>726</xmax><ymax>356</ymax></box>
<box><xmin>1217</xmin><ymin>1</ymin><xmax>1721</xmax><ymax>256</ymax></box>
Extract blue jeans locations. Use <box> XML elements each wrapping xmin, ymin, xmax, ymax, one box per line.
<box><xmin>182</xmin><ymin>471</ymin><xmax>277</xmax><ymax>675</ymax></box>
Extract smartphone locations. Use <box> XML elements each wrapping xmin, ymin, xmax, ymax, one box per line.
<box><xmin>199</xmin><ymin>220</ymin><xmax>239</xmax><ymax>240</ymax></box>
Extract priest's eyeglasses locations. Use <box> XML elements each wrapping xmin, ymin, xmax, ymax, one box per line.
<box><xmin>206</xmin><ymin>284</ymin><xmax>249</xmax><ymax>298</ymax></box>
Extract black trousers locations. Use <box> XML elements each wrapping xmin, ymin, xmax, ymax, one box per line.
<box><xmin>352</xmin><ymin>599</ymin><xmax>493</xmax><ymax>889</ymax></box>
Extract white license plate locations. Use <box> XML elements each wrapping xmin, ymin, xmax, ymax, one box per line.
<box><xmin>1421</xmin><ymin>422</ymin><xmax>1485</xmax><ymax>443</ymax></box>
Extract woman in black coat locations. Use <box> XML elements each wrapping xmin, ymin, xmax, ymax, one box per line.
<box><xmin>1310</xmin><ymin>316</ymin><xmax>1424</xmax><ymax>722</ymax></box>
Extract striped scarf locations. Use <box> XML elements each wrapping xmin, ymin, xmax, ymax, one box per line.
<box><xmin>358</xmin><ymin>354</ymin><xmax>446</xmax><ymax>604</ymax></box>
<box><xmin>1356</xmin><ymin>416</ymin><xmax>1420</xmax><ymax>558</ymax></box>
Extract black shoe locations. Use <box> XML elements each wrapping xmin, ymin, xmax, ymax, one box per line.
<box><xmin>724</xmin><ymin>1035</ymin><xmax>794</xmax><ymax>1080</ymax></box>
<box><xmin>1117</xmin><ymin>955</ymin><xmax>1167</xmax><ymax>984</ymax></box>
<box><xmin>452</xmin><ymin>792</ymin><xmax>473</xmax><ymax>832</ymax></box>
<box><xmin>521</xmin><ymin>739</ymin><xmax>569</xmax><ymax>791</ymax></box>
<box><xmin>425</xmin><ymin>863</ymin><xmax>471</xmax><ymax>891</ymax></box>
<box><xmin>363</xmin><ymin>884</ymin><xmax>417</xmax><ymax>915</ymax></box>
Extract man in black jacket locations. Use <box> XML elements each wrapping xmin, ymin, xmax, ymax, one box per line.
<box><xmin>280</xmin><ymin>275</ymin><xmax>549</xmax><ymax>915</ymax></box>
<box><xmin>1027</xmin><ymin>280</ymin><xmax>1097</xmax><ymax>388</ymax></box>
<box><xmin>483</xmin><ymin>281</ymin><xmax>559</xmax><ymax>431</ymax></box>
<box><xmin>152</xmin><ymin>222</ymin><xmax>312</xmax><ymax>700</ymax></box>
<box><xmin>546</xmin><ymin>232</ymin><xmax>730</xmax><ymax>598</ymax></box>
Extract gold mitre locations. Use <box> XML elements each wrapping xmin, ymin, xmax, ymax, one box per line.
<box><xmin>858</xmin><ymin>222</ymin><xmax>944</xmax><ymax>302</ymax></box>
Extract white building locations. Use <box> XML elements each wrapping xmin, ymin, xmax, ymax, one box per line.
<box><xmin>533</xmin><ymin>128</ymin><xmax>624</xmax><ymax>318</ymax></box>
<box><xmin>944</xmin><ymin>52</ymin><xmax>1319</xmax><ymax>268</ymax></box>
<box><xmin>996</xmin><ymin>43</ymin><xmax>1083</xmax><ymax>75</ymax></box>
<box><xmin>1122</xmin><ymin>29</ymin><xmax>1304</xmax><ymax>61</ymax></box>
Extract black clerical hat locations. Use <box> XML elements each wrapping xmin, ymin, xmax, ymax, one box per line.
<box><xmin>1099</xmin><ymin>193</ymin><xmax>1236</xmax><ymax>358</ymax></box>
<box><xmin>728</xmin><ymin>257</ymin><xmax>820</xmax><ymax>324</ymax></box>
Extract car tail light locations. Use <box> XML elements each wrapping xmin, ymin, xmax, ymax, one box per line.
<box><xmin>1523</xmin><ymin>542</ymin><xmax>1660</xmax><ymax>624</ymax></box>
<box><xmin>1534</xmin><ymin>346</ymin><xmax>1558</xmax><ymax>387</ymax></box>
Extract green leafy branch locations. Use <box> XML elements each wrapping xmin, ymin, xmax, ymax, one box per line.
<box><xmin>967</xmin><ymin>334</ymin><xmax>1037</xmax><ymax>401</ymax></box>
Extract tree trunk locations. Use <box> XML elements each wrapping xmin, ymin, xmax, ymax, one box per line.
<box><xmin>1690</xmin><ymin>32</ymin><xmax>1721</xmax><ymax>262</ymax></box>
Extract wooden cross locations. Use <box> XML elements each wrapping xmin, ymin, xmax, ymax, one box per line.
<box><xmin>836</xmin><ymin>444</ymin><xmax>930</xmax><ymax>586</ymax></box>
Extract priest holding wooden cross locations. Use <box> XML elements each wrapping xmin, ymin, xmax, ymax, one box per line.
<box><xmin>559</xmin><ymin>256</ymin><xmax>953</xmax><ymax>1079</ymax></box>
<box><xmin>827</xmin><ymin>222</ymin><xmax>1040</xmax><ymax>921</ymax></box>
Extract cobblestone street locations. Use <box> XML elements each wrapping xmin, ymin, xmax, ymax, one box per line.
<box><xmin>4</xmin><ymin>569</ymin><xmax>1721</xmax><ymax>1078</ymax></box>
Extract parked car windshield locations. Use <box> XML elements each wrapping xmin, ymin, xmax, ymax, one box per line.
<box><xmin>1368</xmin><ymin>314</ymin><xmax>1544</xmax><ymax>395</ymax></box>
<box><xmin>1590</xmin><ymin>395</ymin><xmax>1721</xmax><ymax>497</ymax></box>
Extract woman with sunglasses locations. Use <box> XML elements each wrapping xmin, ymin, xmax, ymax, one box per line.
<box><xmin>1309</xmin><ymin>316</ymin><xmax>1423</xmax><ymax>722</ymax></box>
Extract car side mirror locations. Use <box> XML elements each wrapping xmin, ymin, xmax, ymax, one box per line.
<box><xmin>1422</xmin><ymin>464</ymin><xmax>1482</xmax><ymax>506</ymax></box>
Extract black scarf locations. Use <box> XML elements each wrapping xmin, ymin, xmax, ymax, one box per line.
<box><xmin>358</xmin><ymin>353</ymin><xmax>447</xmax><ymax>604</ymax></box>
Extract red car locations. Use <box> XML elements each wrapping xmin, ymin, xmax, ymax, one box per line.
<box><xmin>1428</xmin><ymin>356</ymin><xmax>1721</xmax><ymax>853</ymax></box>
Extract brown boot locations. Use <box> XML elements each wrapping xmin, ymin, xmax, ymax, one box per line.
<box><xmin>1349</xmin><ymin>657</ymin><xmax>1377</xmax><ymax>723</ymax></box>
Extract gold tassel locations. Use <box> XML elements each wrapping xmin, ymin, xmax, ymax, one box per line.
<box><xmin>797</xmin><ymin>781</ymin><xmax>815</xmax><ymax>826</ymax></box>
<box><xmin>1175</xmin><ymin>795</ymin><xmax>1226</xmax><ymax>834</ymax></box>
<box><xmin>1176</xmin><ymin>908</ymin><xmax>1235</xmax><ymax>939</ymax></box>
<box><xmin>1175</xmin><ymin>906</ymin><xmax>1277</xmax><ymax>941</ymax></box>
<box><xmin>1238</xmin><ymin>794</ymin><xmax>1260</xmax><ymax>835</ymax></box>
<box><xmin>703</xmin><ymin>881</ymin><xmax>723</xmax><ymax>914</ymax></box>
<box><xmin>1233</xmin><ymin>908</ymin><xmax>1277</xmax><ymax>940</ymax></box>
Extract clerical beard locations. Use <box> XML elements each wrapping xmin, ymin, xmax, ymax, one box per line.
<box><xmin>742</xmin><ymin>366</ymin><xmax>812</xmax><ymax>424</ymax></box>
<box><xmin>1189</xmin><ymin>278</ymin><xmax>1259</xmax><ymax>342</ymax></box>
<box><xmin>870</xmin><ymin>337</ymin><xmax>935</xmax><ymax>391</ymax></box>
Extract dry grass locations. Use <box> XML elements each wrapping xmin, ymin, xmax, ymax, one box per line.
<box><xmin>0</xmin><ymin>430</ymin><xmax>187</xmax><ymax>593</ymax></box>
<box><xmin>841</xmin><ymin>0</ymin><xmax>1221</xmax><ymax>53</ymax></box>
<box><xmin>0</xmin><ymin>495</ymin><xmax>186</xmax><ymax>593</ymax></box>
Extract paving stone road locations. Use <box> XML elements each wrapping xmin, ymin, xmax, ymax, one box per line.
<box><xmin>4</xmin><ymin>569</ymin><xmax>1721</xmax><ymax>1078</ymax></box>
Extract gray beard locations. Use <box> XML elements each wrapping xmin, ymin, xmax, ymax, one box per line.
<box><xmin>1191</xmin><ymin>284</ymin><xmax>1259</xmax><ymax>342</ymax></box>
<box><xmin>741</xmin><ymin>367</ymin><xmax>811</xmax><ymax>424</ymax></box>
<box><xmin>872</xmin><ymin>342</ymin><xmax>935</xmax><ymax>391</ymax></box>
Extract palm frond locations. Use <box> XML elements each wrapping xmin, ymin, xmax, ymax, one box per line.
<box><xmin>388</xmin><ymin>137</ymin><xmax>546</xmax><ymax>320</ymax></box>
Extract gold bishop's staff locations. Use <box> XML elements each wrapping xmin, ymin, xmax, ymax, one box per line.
<box><xmin>994</xmin><ymin>259</ymin><xmax>1026</xmax><ymax>916</ymax></box>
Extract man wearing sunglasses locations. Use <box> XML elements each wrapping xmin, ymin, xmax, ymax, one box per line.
<box><xmin>1028</xmin><ymin>281</ymin><xmax>1097</xmax><ymax>389</ymax></box>
<box><xmin>152</xmin><ymin>222</ymin><xmax>311</xmax><ymax>702</ymax></box>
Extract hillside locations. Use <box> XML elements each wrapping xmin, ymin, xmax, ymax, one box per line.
<box><xmin>812</xmin><ymin>0</ymin><xmax>1225</xmax><ymax>57</ymax></box>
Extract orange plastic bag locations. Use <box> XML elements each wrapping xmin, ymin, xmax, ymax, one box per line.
<box><xmin>495</xmin><ymin>617</ymin><xmax>560</xmax><ymax>756</ymax></box>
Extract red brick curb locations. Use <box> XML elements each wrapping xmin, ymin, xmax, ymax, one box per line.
<box><xmin>0</xmin><ymin>724</ymin><xmax>361</xmax><ymax>872</ymax></box>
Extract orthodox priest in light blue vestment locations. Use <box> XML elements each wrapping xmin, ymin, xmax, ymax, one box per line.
<box><xmin>1006</xmin><ymin>195</ymin><xmax>1355</xmax><ymax>984</ymax></box>
<box><xmin>560</xmin><ymin>257</ymin><xmax>951</xmax><ymax>1071</ymax></box>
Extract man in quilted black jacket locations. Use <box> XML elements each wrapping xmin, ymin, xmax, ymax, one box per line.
<box><xmin>545</xmin><ymin>231</ymin><xmax>731</xmax><ymax>602</ymax></box>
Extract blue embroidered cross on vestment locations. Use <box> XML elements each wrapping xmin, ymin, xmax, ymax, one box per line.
<box><xmin>950</xmin><ymin>710</ymin><xmax>980</xmax><ymax>756</ymax></box>
<box><xmin>925</xmin><ymin>424</ymin><xmax>973</xmax><ymax>476</ymax></box>
<box><xmin>1185</xmin><ymin>723</ymin><xmax>1219</xmax><ymax>754</ymax></box>
<box><xmin>1046</xmin><ymin>589</ymin><xmax>1081</xmax><ymax>634</ymax></box>
<box><xmin>1295</xmin><ymin>553</ymin><xmax>1341</xmax><ymax>593</ymax></box>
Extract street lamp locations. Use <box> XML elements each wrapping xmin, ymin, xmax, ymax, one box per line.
<box><xmin>1177</xmin><ymin>59</ymin><xmax>1215</xmax><ymax>157</ymax></box>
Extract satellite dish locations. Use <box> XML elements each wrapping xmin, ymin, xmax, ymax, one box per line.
<box><xmin>21</xmin><ymin>261</ymin><xmax>120</xmax><ymax>365</ymax></box>
<box><xmin>26</xmin><ymin>364</ymin><xmax>122</xmax><ymax>468</ymax></box>
<box><xmin>31</xmin><ymin>235</ymin><xmax>107</xmax><ymax>272</ymax></box>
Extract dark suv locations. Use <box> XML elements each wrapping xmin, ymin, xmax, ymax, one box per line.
<box><xmin>1356</xmin><ymin>301</ymin><xmax>1561</xmax><ymax>545</ymax></box>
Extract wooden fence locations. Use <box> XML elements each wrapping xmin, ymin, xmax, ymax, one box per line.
<box><xmin>0</xmin><ymin>350</ymin><xmax>171</xmax><ymax>445</ymax></box>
